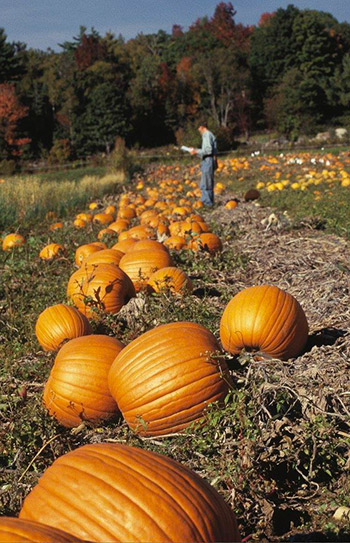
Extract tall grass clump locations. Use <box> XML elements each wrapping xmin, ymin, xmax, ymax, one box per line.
<box><xmin>0</xmin><ymin>170</ymin><xmax>126</xmax><ymax>230</ymax></box>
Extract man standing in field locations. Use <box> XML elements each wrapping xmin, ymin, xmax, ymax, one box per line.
<box><xmin>190</xmin><ymin>121</ymin><xmax>217</xmax><ymax>207</ymax></box>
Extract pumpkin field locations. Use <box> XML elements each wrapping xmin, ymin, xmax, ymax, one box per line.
<box><xmin>1</xmin><ymin>148</ymin><xmax>350</xmax><ymax>542</ymax></box>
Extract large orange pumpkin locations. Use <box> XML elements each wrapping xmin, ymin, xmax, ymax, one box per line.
<box><xmin>0</xmin><ymin>518</ymin><xmax>87</xmax><ymax>542</ymax></box>
<box><xmin>67</xmin><ymin>263</ymin><xmax>135</xmax><ymax>318</ymax></box>
<box><xmin>20</xmin><ymin>442</ymin><xmax>241</xmax><ymax>543</ymax></box>
<box><xmin>119</xmin><ymin>248</ymin><xmax>173</xmax><ymax>291</ymax></box>
<box><xmin>35</xmin><ymin>304</ymin><xmax>92</xmax><ymax>351</ymax></box>
<box><xmin>43</xmin><ymin>335</ymin><xmax>124</xmax><ymax>427</ymax></box>
<box><xmin>220</xmin><ymin>284</ymin><xmax>309</xmax><ymax>360</ymax></box>
<box><xmin>108</xmin><ymin>321</ymin><xmax>231</xmax><ymax>436</ymax></box>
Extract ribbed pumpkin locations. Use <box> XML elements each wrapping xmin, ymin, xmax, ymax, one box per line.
<box><xmin>163</xmin><ymin>235</ymin><xmax>187</xmax><ymax>250</ymax></box>
<box><xmin>43</xmin><ymin>335</ymin><xmax>124</xmax><ymax>427</ymax></box>
<box><xmin>97</xmin><ymin>227</ymin><xmax>117</xmax><ymax>240</ymax></box>
<box><xmin>35</xmin><ymin>304</ymin><xmax>92</xmax><ymax>351</ymax></box>
<box><xmin>189</xmin><ymin>233</ymin><xmax>223</xmax><ymax>254</ymax></box>
<box><xmin>111</xmin><ymin>238</ymin><xmax>138</xmax><ymax>253</ymax></box>
<box><xmin>93</xmin><ymin>213</ymin><xmax>114</xmax><ymax>225</ymax></box>
<box><xmin>119</xmin><ymin>248</ymin><xmax>173</xmax><ymax>291</ymax></box>
<box><xmin>128</xmin><ymin>239</ymin><xmax>169</xmax><ymax>254</ymax></box>
<box><xmin>2</xmin><ymin>233</ymin><xmax>25</xmax><ymax>251</ymax></box>
<box><xmin>117</xmin><ymin>206</ymin><xmax>136</xmax><ymax>219</ymax></box>
<box><xmin>74</xmin><ymin>243</ymin><xmax>103</xmax><ymax>266</ymax></box>
<box><xmin>147</xmin><ymin>267</ymin><xmax>193</xmax><ymax>294</ymax></box>
<box><xmin>67</xmin><ymin>263</ymin><xmax>135</xmax><ymax>318</ymax></box>
<box><xmin>108</xmin><ymin>322</ymin><xmax>231</xmax><ymax>436</ymax></box>
<box><xmin>0</xmin><ymin>518</ymin><xmax>87</xmax><ymax>542</ymax></box>
<box><xmin>83</xmin><ymin>248</ymin><xmax>124</xmax><ymax>267</ymax></box>
<box><xmin>118</xmin><ymin>224</ymin><xmax>155</xmax><ymax>241</ymax></box>
<box><xmin>108</xmin><ymin>218</ymin><xmax>130</xmax><ymax>234</ymax></box>
<box><xmin>220</xmin><ymin>285</ymin><xmax>309</xmax><ymax>360</ymax></box>
<box><xmin>20</xmin><ymin>442</ymin><xmax>241</xmax><ymax>543</ymax></box>
<box><xmin>39</xmin><ymin>243</ymin><xmax>65</xmax><ymax>260</ymax></box>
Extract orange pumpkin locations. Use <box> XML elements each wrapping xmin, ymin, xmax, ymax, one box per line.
<box><xmin>35</xmin><ymin>304</ymin><xmax>92</xmax><ymax>351</ymax></box>
<box><xmin>108</xmin><ymin>219</ymin><xmax>130</xmax><ymax>234</ymax></box>
<box><xmin>20</xmin><ymin>442</ymin><xmax>241</xmax><ymax>543</ymax></box>
<box><xmin>147</xmin><ymin>267</ymin><xmax>193</xmax><ymax>294</ymax></box>
<box><xmin>220</xmin><ymin>285</ymin><xmax>309</xmax><ymax>360</ymax></box>
<box><xmin>225</xmin><ymin>200</ymin><xmax>238</xmax><ymax>209</ymax></box>
<box><xmin>83</xmin><ymin>248</ymin><xmax>124</xmax><ymax>267</ymax></box>
<box><xmin>2</xmin><ymin>233</ymin><xmax>25</xmax><ymax>251</ymax></box>
<box><xmin>108</xmin><ymin>322</ymin><xmax>231</xmax><ymax>436</ymax></box>
<box><xmin>39</xmin><ymin>243</ymin><xmax>65</xmax><ymax>260</ymax></box>
<box><xmin>163</xmin><ymin>235</ymin><xmax>187</xmax><ymax>250</ymax></box>
<box><xmin>128</xmin><ymin>239</ymin><xmax>169</xmax><ymax>254</ymax></box>
<box><xmin>67</xmin><ymin>263</ymin><xmax>135</xmax><ymax>318</ymax></box>
<box><xmin>119</xmin><ymin>248</ymin><xmax>173</xmax><ymax>291</ymax></box>
<box><xmin>189</xmin><ymin>233</ymin><xmax>223</xmax><ymax>254</ymax></box>
<box><xmin>0</xmin><ymin>518</ymin><xmax>87</xmax><ymax>542</ymax></box>
<box><xmin>49</xmin><ymin>222</ymin><xmax>64</xmax><ymax>231</ymax></box>
<box><xmin>74</xmin><ymin>243</ymin><xmax>103</xmax><ymax>266</ymax></box>
<box><xmin>43</xmin><ymin>335</ymin><xmax>124</xmax><ymax>427</ymax></box>
<box><xmin>111</xmin><ymin>238</ymin><xmax>138</xmax><ymax>253</ymax></box>
<box><xmin>92</xmin><ymin>213</ymin><xmax>114</xmax><ymax>225</ymax></box>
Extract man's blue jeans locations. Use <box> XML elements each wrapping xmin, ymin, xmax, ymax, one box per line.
<box><xmin>200</xmin><ymin>157</ymin><xmax>214</xmax><ymax>206</ymax></box>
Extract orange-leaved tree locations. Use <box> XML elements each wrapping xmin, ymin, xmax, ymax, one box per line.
<box><xmin>0</xmin><ymin>83</ymin><xmax>30</xmax><ymax>159</ymax></box>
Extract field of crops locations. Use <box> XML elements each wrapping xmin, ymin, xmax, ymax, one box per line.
<box><xmin>1</xmin><ymin>149</ymin><xmax>350</xmax><ymax>542</ymax></box>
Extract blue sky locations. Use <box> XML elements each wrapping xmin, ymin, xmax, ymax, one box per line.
<box><xmin>2</xmin><ymin>0</ymin><xmax>350</xmax><ymax>51</ymax></box>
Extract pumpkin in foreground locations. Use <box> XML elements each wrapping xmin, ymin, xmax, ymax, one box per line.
<box><xmin>20</xmin><ymin>442</ymin><xmax>241</xmax><ymax>543</ymax></box>
<box><xmin>108</xmin><ymin>321</ymin><xmax>231</xmax><ymax>436</ymax></box>
<box><xmin>35</xmin><ymin>303</ymin><xmax>92</xmax><ymax>351</ymax></box>
<box><xmin>0</xmin><ymin>517</ymin><xmax>87</xmax><ymax>542</ymax></box>
<box><xmin>43</xmin><ymin>334</ymin><xmax>124</xmax><ymax>427</ymax></box>
<box><xmin>220</xmin><ymin>284</ymin><xmax>309</xmax><ymax>360</ymax></box>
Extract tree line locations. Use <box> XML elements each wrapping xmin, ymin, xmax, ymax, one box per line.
<box><xmin>1</xmin><ymin>2</ymin><xmax>350</xmax><ymax>168</ymax></box>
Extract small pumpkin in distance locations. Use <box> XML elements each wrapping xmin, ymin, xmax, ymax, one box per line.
<box><xmin>39</xmin><ymin>243</ymin><xmax>65</xmax><ymax>260</ymax></box>
<box><xmin>20</xmin><ymin>442</ymin><xmax>241</xmax><ymax>542</ymax></box>
<box><xmin>119</xmin><ymin>248</ymin><xmax>173</xmax><ymax>291</ymax></box>
<box><xmin>43</xmin><ymin>334</ymin><xmax>124</xmax><ymax>427</ymax></box>
<box><xmin>35</xmin><ymin>303</ymin><xmax>92</xmax><ymax>351</ymax></box>
<box><xmin>188</xmin><ymin>233</ymin><xmax>223</xmax><ymax>254</ymax></box>
<box><xmin>147</xmin><ymin>266</ymin><xmax>193</xmax><ymax>294</ymax></box>
<box><xmin>74</xmin><ymin>243</ymin><xmax>103</xmax><ymax>266</ymax></box>
<box><xmin>2</xmin><ymin>233</ymin><xmax>25</xmax><ymax>251</ymax></box>
<box><xmin>83</xmin><ymin>248</ymin><xmax>124</xmax><ymax>267</ymax></box>
<box><xmin>220</xmin><ymin>284</ymin><xmax>309</xmax><ymax>360</ymax></box>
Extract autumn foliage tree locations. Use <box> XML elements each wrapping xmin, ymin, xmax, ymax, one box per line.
<box><xmin>0</xmin><ymin>83</ymin><xmax>30</xmax><ymax>160</ymax></box>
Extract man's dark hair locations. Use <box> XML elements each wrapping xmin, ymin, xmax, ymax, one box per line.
<box><xmin>198</xmin><ymin>120</ymin><xmax>208</xmax><ymax>128</ymax></box>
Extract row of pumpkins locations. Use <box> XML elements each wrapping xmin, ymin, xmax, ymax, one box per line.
<box><xmin>2</xmin><ymin>184</ymin><xmax>309</xmax><ymax>542</ymax></box>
